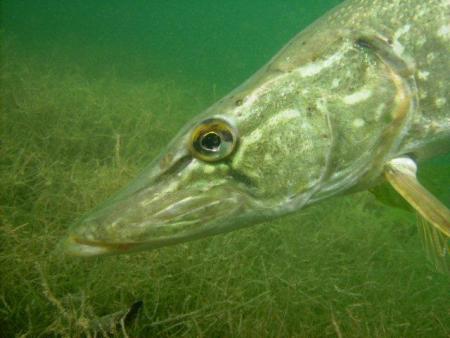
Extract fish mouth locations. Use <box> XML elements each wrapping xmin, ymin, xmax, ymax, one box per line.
<box><xmin>63</xmin><ymin>169</ymin><xmax>259</xmax><ymax>256</ymax></box>
<box><xmin>64</xmin><ymin>236</ymin><xmax>126</xmax><ymax>256</ymax></box>
<box><xmin>63</xmin><ymin>235</ymin><xmax>171</xmax><ymax>256</ymax></box>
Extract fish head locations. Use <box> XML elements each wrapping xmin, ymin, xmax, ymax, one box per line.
<box><xmin>64</xmin><ymin>73</ymin><xmax>334</xmax><ymax>256</ymax></box>
<box><xmin>64</xmin><ymin>32</ymin><xmax>393</xmax><ymax>256</ymax></box>
<box><xmin>64</xmin><ymin>113</ymin><xmax>260</xmax><ymax>255</ymax></box>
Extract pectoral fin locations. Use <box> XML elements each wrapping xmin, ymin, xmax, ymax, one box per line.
<box><xmin>417</xmin><ymin>215</ymin><xmax>449</xmax><ymax>274</ymax></box>
<box><xmin>384</xmin><ymin>157</ymin><xmax>450</xmax><ymax>237</ymax></box>
<box><xmin>384</xmin><ymin>157</ymin><xmax>450</xmax><ymax>272</ymax></box>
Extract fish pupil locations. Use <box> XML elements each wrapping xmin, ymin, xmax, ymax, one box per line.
<box><xmin>201</xmin><ymin>132</ymin><xmax>221</xmax><ymax>151</ymax></box>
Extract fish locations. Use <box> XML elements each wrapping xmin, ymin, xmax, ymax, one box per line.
<box><xmin>63</xmin><ymin>0</ymin><xmax>450</xmax><ymax>259</ymax></box>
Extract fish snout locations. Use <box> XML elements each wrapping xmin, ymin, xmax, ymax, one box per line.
<box><xmin>63</xmin><ymin>179</ymin><xmax>252</xmax><ymax>256</ymax></box>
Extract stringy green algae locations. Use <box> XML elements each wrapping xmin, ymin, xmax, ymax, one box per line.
<box><xmin>1</xmin><ymin>37</ymin><xmax>449</xmax><ymax>338</ymax></box>
<box><xmin>1</xmin><ymin>0</ymin><xmax>450</xmax><ymax>335</ymax></box>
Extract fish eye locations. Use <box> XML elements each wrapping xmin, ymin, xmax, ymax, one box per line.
<box><xmin>190</xmin><ymin>117</ymin><xmax>238</xmax><ymax>162</ymax></box>
<box><xmin>200</xmin><ymin>132</ymin><xmax>221</xmax><ymax>151</ymax></box>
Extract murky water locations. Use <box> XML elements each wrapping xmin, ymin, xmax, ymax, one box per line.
<box><xmin>1</xmin><ymin>1</ymin><xmax>449</xmax><ymax>336</ymax></box>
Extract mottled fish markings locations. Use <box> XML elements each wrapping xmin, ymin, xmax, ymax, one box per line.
<box><xmin>64</xmin><ymin>0</ymin><xmax>450</xmax><ymax>263</ymax></box>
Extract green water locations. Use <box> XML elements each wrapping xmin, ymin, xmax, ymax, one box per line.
<box><xmin>2</xmin><ymin>1</ymin><xmax>344</xmax><ymax>88</ymax></box>
<box><xmin>1</xmin><ymin>1</ymin><xmax>449</xmax><ymax>336</ymax></box>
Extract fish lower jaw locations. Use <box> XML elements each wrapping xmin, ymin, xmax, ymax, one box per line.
<box><xmin>63</xmin><ymin>236</ymin><xmax>113</xmax><ymax>256</ymax></box>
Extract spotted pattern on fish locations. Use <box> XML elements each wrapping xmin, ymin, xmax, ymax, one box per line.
<box><xmin>65</xmin><ymin>0</ymin><xmax>450</xmax><ymax>256</ymax></box>
<box><xmin>201</xmin><ymin>0</ymin><xmax>450</xmax><ymax>200</ymax></box>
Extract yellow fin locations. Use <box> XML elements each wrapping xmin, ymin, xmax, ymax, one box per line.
<box><xmin>384</xmin><ymin>157</ymin><xmax>450</xmax><ymax>237</ymax></box>
<box><xmin>417</xmin><ymin>214</ymin><xmax>450</xmax><ymax>274</ymax></box>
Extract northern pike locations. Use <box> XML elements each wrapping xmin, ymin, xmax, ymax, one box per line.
<box><xmin>64</xmin><ymin>0</ymin><xmax>450</xmax><ymax>260</ymax></box>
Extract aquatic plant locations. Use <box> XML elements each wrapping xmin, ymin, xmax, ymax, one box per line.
<box><xmin>1</xmin><ymin>40</ymin><xmax>449</xmax><ymax>337</ymax></box>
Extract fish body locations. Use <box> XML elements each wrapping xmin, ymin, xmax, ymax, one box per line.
<box><xmin>64</xmin><ymin>0</ymin><xmax>450</xmax><ymax>256</ymax></box>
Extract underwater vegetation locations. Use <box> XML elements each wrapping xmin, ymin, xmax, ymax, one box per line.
<box><xmin>1</xmin><ymin>36</ymin><xmax>450</xmax><ymax>337</ymax></box>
